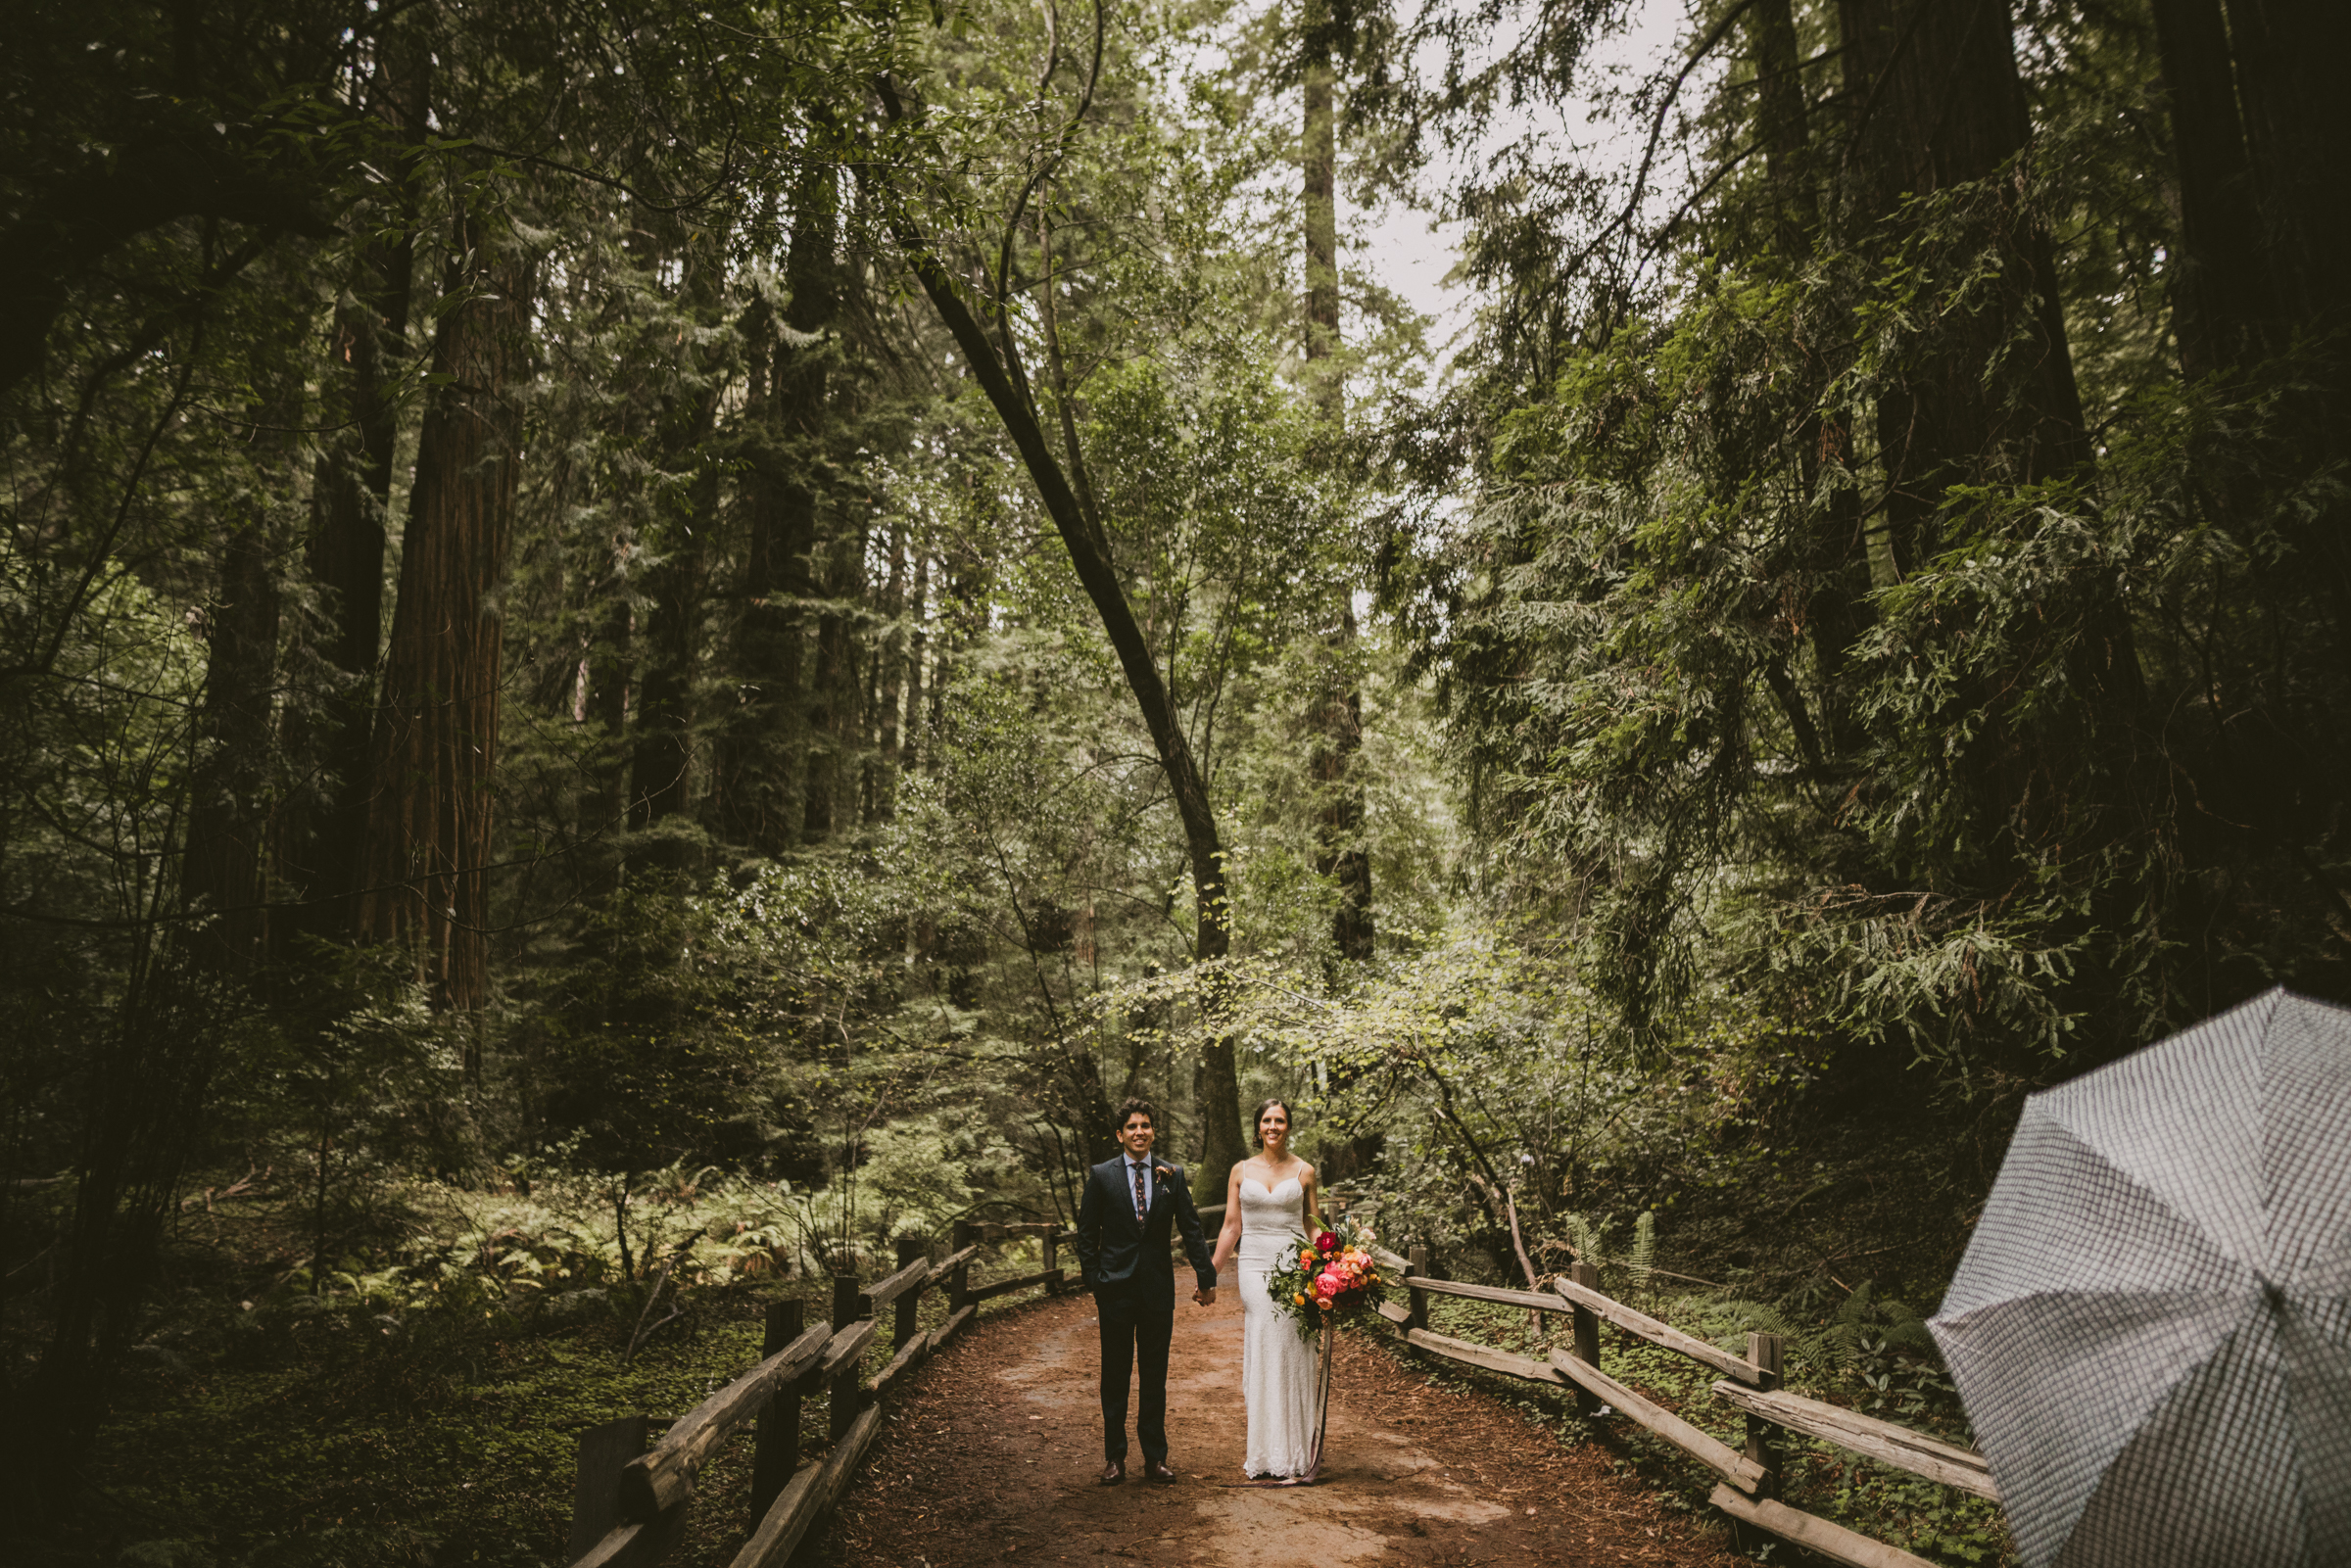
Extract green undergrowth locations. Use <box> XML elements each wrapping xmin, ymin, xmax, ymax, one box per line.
<box><xmin>1407</xmin><ymin>1289</ymin><xmax>2014</xmax><ymax>1567</ymax></box>
<box><xmin>30</xmin><ymin>1180</ymin><xmax>1065</xmax><ymax>1568</ymax></box>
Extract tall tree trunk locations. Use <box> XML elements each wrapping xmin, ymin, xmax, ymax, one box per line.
<box><xmin>2216</xmin><ymin>0</ymin><xmax>2351</xmax><ymax>664</ymax></box>
<box><xmin>2222</xmin><ymin>0</ymin><xmax>2351</xmax><ymax>338</ymax></box>
<box><xmin>1837</xmin><ymin>0</ymin><xmax>2087</xmax><ymax>575</ymax></box>
<box><xmin>628</xmin><ymin>432</ymin><xmax>716</xmax><ymax>864</ymax></box>
<box><xmin>1839</xmin><ymin>0</ymin><xmax>2151</xmax><ymax>1058</ymax></box>
<box><xmin>712</xmin><ymin>298</ymin><xmax>803</xmax><ymax>852</ymax></box>
<box><xmin>355</xmin><ymin>209</ymin><xmax>534</xmax><ymax>1018</ymax></box>
<box><xmin>1301</xmin><ymin>6</ymin><xmax>1342</xmax><ymax>419</ymax></box>
<box><xmin>1751</xmin><ymin>0</ymin><xmax>1867</xmax><ymax>757</ymax></box>
<box><xmin>1750</xmin><ymin>0</ymin><xmax>1819</xmax><ymax>256</ymax></box>
<box><xmin>625</xmin><ymin>221</ymin><xmax>734</xmax><ymax>865</ymax></box>
<box><xmin>878</xmin><ymin>89</ymin><xmax>1247</xmax><ymax>1176</ymax></box>
<box><xmin>816</xmin><ymin>181</ymin><xmax>887</xmax><ymax>842</ymax></box>
<box><xmin>2149</xmin><ymin>0</ymin><xmax>2277</xmax><ymax>376</ymax></box>
<box><xmin>802</xmin><ymin>506</ymin><xmax>866</xmax><ymax>842</ymax></box>
<box><xmin>869</xmin><ymin>521</ymin><xmax>907</xmax><ymax>825</ymax></box>
<box><xmin>903</xmin><ymin>546</ymin><xmax>931</xmax><ymax>778</ymax></box>
<box><xmin>719</xmin><ymin>173</ymin><xmax>837</xmax><ymax>855</ymax></box>
<box><xmin>1301</xmin><ymin>5</ymin><xmax>1373</xmax><ymax>961</ymax></box>
<box><xmin>584</xmin><ymin>546</ymin><xmax>632</xmax><ymax>836</ymax></box>
<box><xmin>183</xmin><ymin>419</ymin><xmax>288</xmax><ymax>977</ymax></box>
<box><xmin>288</xmin><ymin>44</ymin><xmax>427</xmax><ymax>939</ymax></box>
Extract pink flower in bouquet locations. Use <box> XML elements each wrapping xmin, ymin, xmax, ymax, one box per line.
<box><xmin>1316</xmin><ymin>1231</ymin><xmax>1338</xmax><ymax>1252</ymax></box>
<box><xmin>1316</xmin><ymin>1268</ymin><xmax>1344</xmax><ymax>1297</ymax></box>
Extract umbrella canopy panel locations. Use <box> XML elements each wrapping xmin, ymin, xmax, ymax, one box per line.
<box><xmin>1929</xmin><ymin>987</ymin><xmax>2351</xmax><ymax>1568</ymax></box>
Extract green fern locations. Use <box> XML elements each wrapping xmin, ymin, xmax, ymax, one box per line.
<box><xmin>1558</xmin><ymin>1210</ymin><xmax>1658</xmax><ymax>1302</ymax></box>
<box><xmin>1686</xmin><ymin>1284</ymin><xmax>1940</xmax><ymax>1389</ymax></box>
<box><xmin>1626</xmin><ymin>1211</ymin><xmax>1656</xmax><ymax>1298</ymax></box>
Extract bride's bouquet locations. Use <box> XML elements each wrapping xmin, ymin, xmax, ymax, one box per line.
<box><xmin>1266</xmin><ymin>1214</ymin><xmax>1387</xmax><ymax>1340</ymax></box>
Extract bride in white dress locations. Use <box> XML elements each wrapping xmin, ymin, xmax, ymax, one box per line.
<box><xmin>1209</xmin><ymin>1098</ymin><xmax>1324</xmax><ymax>1480</ymax></box>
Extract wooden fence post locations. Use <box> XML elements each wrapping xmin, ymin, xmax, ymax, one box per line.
<box><xmin>1568</xmin><ymin>1261</ymin><xmax>1604</xmax><ymax>1419</ymax></box>
<box><xmin>830</xmin><ymin>1267</ymin><xmax>865</xmax><ymax>1445</ymax></box>
<box><xmin>1041</xmin><ymin>1225</ymin><xmax>1060</xmax><ymax>1294</ymax></box>
<box><xmin>894</xmin><ymin>1235</ymin><xmax>926</xmax><ymax>1347</ymax></box>
<box><xmin>568</xmin><ymin>1413</ymin><xmax>648</xmax><ymax>1556</ymax></box>
<box><xmin>1746</xmin><ymin>1331</ymin><xmax>1787</xmax><ymax>1497</ymax></box>
<box><xmin>949</xmin><ymin>1220</ymin><xmax>976</xmax><ymax>1313</ymax></box>
<box><xmin>1406</xmin><ymin>1244</ymin><xmax>1430</xmax><ymax>1334</ymax></box>
<box><xmin>748</xmin><ymin>1298</ymin><xmax>804</xmax><ymax>1516</ymax></box>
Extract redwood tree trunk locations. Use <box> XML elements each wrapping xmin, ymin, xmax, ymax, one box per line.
<box><xmin>2217</xmin><ymin>0</ymin><xmax>2351</xmax><ymax>660</ymax></box>
<box><xmin>903</xmin><ymin>547</ymin><xmax>931</xmax><ymax>777</ymax></box>
<box><xmin>289</xmin><ymin>42</ymin><xmax>427</xmax><ymax>938</ymax></box>
<box><xmin>183</xmin><ymin>432</ymin><xmax>288</xmax><ymax>977</ymax></box>
<box><xmin>869</xmin><ymin>521</ymin><xmax>908</xmax><ymax>825</ymax></box>
<box><xmin>2223</xmin><ymin>0</ymin><xmax>2351</xmax><ymax>337</ymax></box>
<box><xmin>1752</xmin><ymin>0</ymin><xmax>1868</xmax><ymax>758</ymax></box>
<box><xmin>802</xmin><ymin>504</ymin><xmax>865</xmax><ymax>842</ymax></box>
<box><xmin>1838</xmin><ymin>0</ymin><xmax>2149</xmax><ymax>1055</ymax></box>
<box><xmin>718</xmin><ymin>171</ymin><xmax>837</xmax><ymax>854</ymax></box>
<box><xmin>1839</xmin><ymin>0</ymin><xmax>2088</xmax><ymax>575</ymax></box>
<box><xmin>625</xmin><ymin>223</ymin><xmax>733</xmax><ymax>864</ymax></box>
<box><xmin>355</xmin><ymin>209</ymin><xmax>534</xmax><ymax>1016</ymax></box>
<box><xmin>2150</xmin><ymin>0</ymin><xmax>2277</xmax><ymax>376</ymax></box>
<box><xmin>1301</xmin><ymin>8</ymin><xmax>1373</xmax><ymax>962</ymax></box>
<box><xmin>627</xmin><ymin>429</ymin><xmax>717</xmax><ymax>861</ymax></box>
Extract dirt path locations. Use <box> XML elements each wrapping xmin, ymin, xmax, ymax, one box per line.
<box><xmin>818</xmin><ymin>1264</ymin><xmax>1740</xmax><ymax>1567</ymax></box>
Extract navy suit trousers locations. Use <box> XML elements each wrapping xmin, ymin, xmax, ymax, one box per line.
<box><xmin>1094</xmin><ymin>1282</ymin><xmax>1175</xmax><ymax>1463</ymax></box>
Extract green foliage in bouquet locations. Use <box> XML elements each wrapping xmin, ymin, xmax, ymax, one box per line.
<box><xmin>1265</xmin><ymin>1214</ymin><xmax>1389</xmax><ymax>1341</ymax></box>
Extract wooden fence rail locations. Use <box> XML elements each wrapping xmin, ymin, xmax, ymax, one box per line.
<box><xmin>565</xmin><ymin>1219</ymin><xmax>1077</xmax><ymax>1568</ymax></box>
<box><xmin>1376</xmin><ymin>1238</ymin><xmax>1997</xmax><ymax>1568</ymax></box>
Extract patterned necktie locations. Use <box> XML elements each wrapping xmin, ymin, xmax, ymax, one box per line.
<box><xmin>1131</xmin><ymin>1160</ymin><xmax>1148</xmax><ymax>1221</ymax></box>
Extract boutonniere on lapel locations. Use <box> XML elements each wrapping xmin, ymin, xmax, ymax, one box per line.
<box><xmin>1155</xmin><ymin>1165</ymin><xmax>1174</xmax><ymax>1181</ymax></box>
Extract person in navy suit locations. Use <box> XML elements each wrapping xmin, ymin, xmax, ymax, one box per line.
<box><xmin>1073</xmin><ymin>1097</ymin><xmax>1219</xmax><ymax>1484</ymax></box>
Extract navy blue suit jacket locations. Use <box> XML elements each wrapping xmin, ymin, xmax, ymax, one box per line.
<box><xmin>1074</xmin><ymin>1154</ymin><xmax>1217</xmax><ymax>1309</ymax></box>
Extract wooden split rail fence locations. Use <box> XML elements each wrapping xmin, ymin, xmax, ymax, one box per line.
<box><xmin>564</xmin><ymin>1217</ymin><xmax>1086</xmax><ymax>1568</ymax></box>
<box><xmin>1371</xmin><ymin>1244</ymin><xmax>1997</xmax><ymax>1568</ymax></box>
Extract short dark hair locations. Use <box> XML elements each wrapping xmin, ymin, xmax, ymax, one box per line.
<box><xmin>1251</xmin><ymin>1098</ymin><xmax>1295</xmax><ymax>1149</ymax></box>
<box><xmin>1114</xmin><ymin>1097</ymin><xmax>1156</xmax><ymax>1130</ymax></box>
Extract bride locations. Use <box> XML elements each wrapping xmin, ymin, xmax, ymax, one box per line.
<box><xmin>1209</xmin><ymin>1098</ymin><xmax>1324</xmax><ymax>1480</ymax></box>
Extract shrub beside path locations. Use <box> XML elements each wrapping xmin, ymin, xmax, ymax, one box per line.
<box><xmin>815</xmin><ymin>1263</ymin><xmax>1740</xmax><ymax>1567</ymax></box>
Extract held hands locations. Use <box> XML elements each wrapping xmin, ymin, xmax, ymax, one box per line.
<box><xmin>1193</xmin><ymin>1285</ymin><xmax>1218</xmax><ymax>1307</ymax></box>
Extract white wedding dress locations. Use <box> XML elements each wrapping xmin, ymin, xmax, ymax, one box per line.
<box><xmin>1236</xmin><ymin>1174</ymin><xmax>1320</xmax><ymax>1477</ymax></box>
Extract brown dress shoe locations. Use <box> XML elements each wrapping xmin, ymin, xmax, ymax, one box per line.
<box><xmin>1144</xmin><ymin>1460</ymin><xmax>1178</xmax><ymax>1485</ymax></box>
<box><xmin>1099</xmin><ymin>1461</ymin><xmax>1126</xmax><ymax>1485</ymax></box>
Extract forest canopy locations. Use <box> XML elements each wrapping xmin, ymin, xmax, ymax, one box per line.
<box><xmin>4</xmin><ymin>0</ymin><xmax>2347</xmax><ymax>1555</ymax></box>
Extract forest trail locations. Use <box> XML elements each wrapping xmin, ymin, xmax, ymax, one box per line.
<box><xmin>817</xmin><ymin>1264</ymin><xmax>1737</xmax><ymax>1567</ymax></box>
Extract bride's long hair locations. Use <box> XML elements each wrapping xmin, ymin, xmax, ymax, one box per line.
<box><xmin>1251</xmin><ymin>1097</ymin><xmax>1297</xmax><ymax>1151</ymax></box>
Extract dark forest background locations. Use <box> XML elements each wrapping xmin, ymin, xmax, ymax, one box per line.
<box><xmin>3</xmin><ymin>0</ymin><xmax>2345</xmax><ymax>1560</ymax></box>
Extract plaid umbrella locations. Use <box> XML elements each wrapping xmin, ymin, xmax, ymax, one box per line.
<box><xmin>1928</xmin><ymin>987</ymin><xmax>2351</xmax><ymax>1568</ymax></box>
